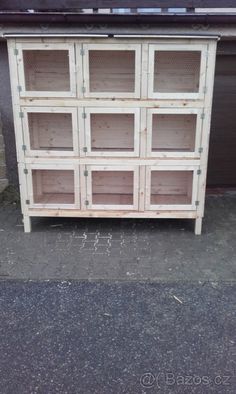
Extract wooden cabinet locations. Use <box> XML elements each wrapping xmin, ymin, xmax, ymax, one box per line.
<box><xmin>7</xmin><ymin>36</ymin><xmax>217</xmax><ymax>233</ymax></box>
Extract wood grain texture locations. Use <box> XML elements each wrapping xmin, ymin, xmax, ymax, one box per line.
<box><xmin>6</xmin><ymin>37</ymin><xmax>217</xmax><ymax>233</ymax></box>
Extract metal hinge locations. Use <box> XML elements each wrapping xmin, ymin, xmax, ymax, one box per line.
<box><xmin>201</xmin><ymin>112</ymin><xmax>205</xmax><ymax>120</ymax></box>
<box><xmin>84</xmin><ymin>170</ymin><xmax>88</xmax><ymax>176</ymax></box>
<box><xmin>17</xmin><ymin>86</ymin><xmax>22</xmax><ymax>93</ymax></box>
<box><xmin>197</xmin><ymin>169</ymin><xmax>202</xmax><ymax>175</ymax></box>
<box><xmin>83</xmin><ymin>147</ymin><xmax>88</xmax><ymax>153</ymax></box>
<box><xmin>203</xmin><ymin>86</ymin><xmax>207</xmax><ymax>94</ymax></box>
<box><xmin>80</xmin><ymin>49</ymin><xmax>85</xmax><ymax>56</ymax></box>
<box><xmin>198</xmin><ymin>147</ymin><xmax>203</xmax><ymax>154</ymax></box>
<box><xmin>85</xmin><ymin>200</ymin><xmax>89</xmax><ymax>206</ymax></box>
<box><xmin>23</xmin><ymin>169</ymin><xmax>28</xmax><ymax>175</ymax></box>
<box><xmin>195</xmin><ymin>201</ymin><xmax>200</xmax><ymax>206</ymax></box>
<box><xmin>22</xmin><ymin>144</ymin><xmax>27</xmax><ymax>151</ymax></box>
<box><xmin>82</xmin><ymin>112</ymin><xmax>87</xmax><ymax>119</ymax></box>
<box><xmin>19</xmin><ymin>111</ymin><xmax>24</xmax><ymax>118</ymax></box>
<box><xmin>14</xmin><ymin>48</ymin><xmax>18</xmax><ymax>56</ymax></box>
<box><xmin>82</xmin><ymin>86</ymin><xmax>86</xmax><ymax>93</ymax></box>
<box><xmin>25</xmin><ymin>199</ymin><xmax>30</xmax><ymax>205</ymax></box>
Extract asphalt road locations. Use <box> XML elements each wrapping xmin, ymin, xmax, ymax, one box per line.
<box><xmin>0</xmin><ymin>280</ymin><xmax>235</xmax><ymax>394</ymax></box>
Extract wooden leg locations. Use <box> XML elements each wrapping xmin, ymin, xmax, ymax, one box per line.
<box><xmin>194</xmin><ymin>217</ymin><xmax>202</xmax><ymax>235</ymax></box>
<box><xmin>23</xmin><ymin>215</ymin><xmax>32</xmax><ymax>233</ymax></box>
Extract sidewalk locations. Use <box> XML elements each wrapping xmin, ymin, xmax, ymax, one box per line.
<box><xmin>0</xmin><ymin>194</ymin><xmax>236</xmax><ymax>281</ymax></box>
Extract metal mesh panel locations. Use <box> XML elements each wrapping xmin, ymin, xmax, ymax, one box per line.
<box><xmin>92</xmin><ymin>170</ymin><xmax>134</xmax><ymax>205</ymax></box>
<box><xmin>89</xmin><ymin>50</ymin><xmax>135</xmax><ymax>93</ymax></box>
<box><xmin>151</xmin><ymin>170</ymin><xmax>193</xmax><ymax>205</ymax></box>
<box><xmin>154</xmin><ymin>51</ymin><xmax>201</xmax><ymax>93</ymax></box>
<box><xmin>90</xmin><ymin>113</ymin><xmax>134</xmax><ymax>152</ymax></box>
<box><xmin>151</xmin><ymin>114</ymin><xmax>196</xmax><ymax>152</ymax></box>
<box><xmin>28</xmin><ymin>112</ymin><xmax>73</xmax><ymax>151</ymax></box>
<box><xmin>32</xmin><ymin>170</ymin><xmax>74</xmax><ymax>204</ymax></box>
<box><xmin>23</xmin><ymin>50</ymin><xmax>70</xmax><ymax>91</ymax></box>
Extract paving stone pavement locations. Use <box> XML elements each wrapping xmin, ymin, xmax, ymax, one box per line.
<box><xmin>0</xmin><ymin>194</ymin><xmax>236</xmax><ymax>281</ymax></box>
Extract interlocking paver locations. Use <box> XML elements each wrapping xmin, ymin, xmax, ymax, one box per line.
<box><xmin>0</xmin><ymin>194</ymin><xmax>236</xmax><ymax>280</ymax></box>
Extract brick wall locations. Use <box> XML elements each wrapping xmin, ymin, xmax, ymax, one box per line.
<box><xmin>0</xmin><ymin>113</ymin><xmax>8</xmax><ymax>193</ymax></box>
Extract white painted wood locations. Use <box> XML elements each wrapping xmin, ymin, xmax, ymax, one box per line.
<box><xmin>19</xmin><ymin>98</ymin><xmax>206</xmax><ymax>109</ymax></box>
<box><xmin>7</xmin><ymin>39</ymin><xmax>30</xmax><ymax>231</ymax></box>
<box><xmin>78</xmin><ymin>107</ymin><xmax>86</xmax><ymax>157</ymax></box>
<box><xmin>141</xmin><ymin>43</ymin><xmax>149</xmax><ymax>99</ymax></box>
<box><xmin>24</xmin><ymin>157</ymin><xmax>202</xmax><ymax>166</ymax></box>
<box><xmin>75</xmin><ymin>43</ymin><xmax>84</xmax><ymax>99</ymax></box>
<box><xmin>74</xmin><ymin>165</ymin><xmax>81</xmax><ymax>209</ymax></box>
<box><xmin>18</xmin><ymin>163</ymin><xmax>30</xmax><ymax>216</ymax></box>
<box><xmin>23</xmin><ymin>215</ymin><xmax>32</xmax><ymax>233</ymax></box>
<box><xmin>11</xmin><ymin>37</ymin><xmax>218</xmax><ymax>44</ymax></box>
<box><xmin>139</xmin><ymin>165</ymin><xmax>146</xmax><ymax>211</ymax></box>
<box><xmin>194</xmin><ymin>217</ymin><xmax>202</xmax><ymax>235</ymax></box>
<box><xmin>80</xmin><ymin>164</ymin><xmax>87</xmax><ymax>210</ymax></box>
<box><xmin>196</xmin><ymin>41</ymin><xmax>218</xmax><ymax>221</ymax></box>
<box><xmin>27</xmin><ymin>209</ymin><xmax>198</xmax><ymax>219</ymax></box>
<box><xmin>140</xmin><ymin>107</ymin><xmax>147</xmax><ymax>158</ymax></box>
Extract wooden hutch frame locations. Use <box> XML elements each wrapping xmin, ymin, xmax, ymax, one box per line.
<box><xmin>7</xmin><ymin>35</ymin><xmax>217</xmax><ymax>233</ymax></box>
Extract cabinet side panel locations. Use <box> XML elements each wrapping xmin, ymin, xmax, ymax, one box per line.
<box><xmin>197</xmin><ymin>41</ymin><xmax>217</xmax><ymax>218</ymax></box>
<box><xmin>7</xmin><ymin>39</ymin><xmax>29</xmax><ymax>218</ymax></box>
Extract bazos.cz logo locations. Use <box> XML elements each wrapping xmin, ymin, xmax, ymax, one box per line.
<box><xmin>140</xmin><ymin>372</ymin><xmax>231</xmax><ymax>389</ymax></box>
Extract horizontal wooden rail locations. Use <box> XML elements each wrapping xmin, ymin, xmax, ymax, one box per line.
<box><xmin>0</xmin><ymin>0</ymin><xmax>236</xmax><ymax>11</ymax></box>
